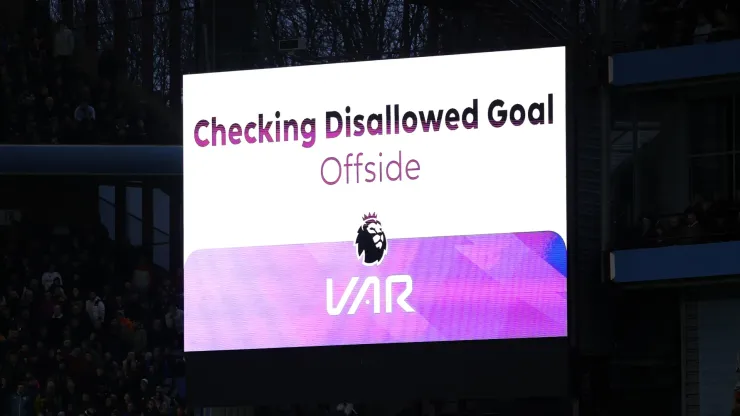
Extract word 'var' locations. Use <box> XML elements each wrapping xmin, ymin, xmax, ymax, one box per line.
<box><xmin>326</xmin><ymin>275</ymin><xmax>414</xmax><ymax>316</ymax></box>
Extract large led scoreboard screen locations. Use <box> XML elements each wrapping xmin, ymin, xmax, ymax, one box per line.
<box><xmin>183</xmin><ymin>47</ymin><xmax>568</xmax><ymax>405</ymax></box>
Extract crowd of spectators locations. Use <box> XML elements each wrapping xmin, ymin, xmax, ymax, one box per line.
<box><xmin>627</xmin><ymin>195</ymin><xmax>740</xmax><ymax>247</ymax></box>
<box><xmin>637</xmin><ymin>0</ymin><xmax>739</xmax><ymax>49</ymax></box>
<box><xmin>0</xmin><ymin>22</ymin><xmax>150</xmax><ymax>145</ymax></box>
<box><xmin>0</xmin><ymin>3</ymin><xmax>192</xmax><ymax>413</ymax></box>
<box><xmin>0</xmin><ymin>219</ymin><xmax>187</xmax><ymax>416</ymax></box>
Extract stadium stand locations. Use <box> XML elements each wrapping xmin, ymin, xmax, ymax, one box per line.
<box><xmin>0</xmin><ymin>16</ymin><xmax>181</xmax><ymax>408</ymax></box>
<box><xmin>612</xmin><ymin>0</ymin><xmax>740</xmax><ymax>248</ymax></box>
<box><xmin>0</xmin><ymin>0</ymin><xmax>187</xmax><ymax>411</ymax></box>
<box><xmin>0</xmin><ymin>218</ymin><xmax>187</xmax><ymax>416</ymax></box>
<box><xmin>0</xmin><ymin>20</ymin><xmax>159</xmax><ymax>145</ymax></box>
<box><xmin>635</xmin><ymin>0</ymin><xmax>739</xmax><ymax>50</ymax></box>
<box><xmin>618</xmin><ymin>196</ymin><xmax>740</xmax><ymax>248</ymax></box>
<box><xmin>15</xmin><ymin>0</ymin><xmax>739</xmax><ymax>413</ymax></box>
<box><xmin>0</xmin><ymin>177</ymin><xmax>187</xmax><ymax>416</ymax></box>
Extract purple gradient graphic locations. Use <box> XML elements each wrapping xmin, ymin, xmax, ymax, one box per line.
<box><xmin>184</xmin><ymin>231</ymin><xmax>567</xmax><ymax>352</ymax></box>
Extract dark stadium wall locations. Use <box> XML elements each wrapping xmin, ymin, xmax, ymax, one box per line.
<box><xmin>1</xmin><ymin>0</ymin><xmax>24</xmax><ymax>32</ymax></box>
<box><xmin>698</xmin><ymin>297</ymin><xmax>740</xmax><ymax>416</ymax></box>
<box><xmin>1</xmin><ymin>176</ymin><xmax>98</xmax><ymax>227</ymax></box>
<box><xmin>610</xmin><ymin>289</ymin><xmax>682</xmax><ymax>415</ymax></box>
<box><xmin>635</xmin><ymin>99</ymin><xmax>690</xmax><ymax>216</ymax></box>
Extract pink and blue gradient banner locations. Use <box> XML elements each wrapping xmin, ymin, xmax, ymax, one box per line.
<box><xmin>184</xmin><ymin>231</ymin><xmax>567</xmax><ymax>352</ymax></box>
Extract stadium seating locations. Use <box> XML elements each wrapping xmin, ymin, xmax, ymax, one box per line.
<box><xmin>633</xmin><ymin>0</ymin><xmax>738</xmax><ymax>51</ymax></box>
<box><xmin>0</xmin><ymin>217</ymin><xmax>186</xmax><ymax>416</ymax></box>
<box><xmin>618</xmin><ymin>197</ymin><xmax>740</xmax><ymax>248</ymax></box>
<box><xmin>612</xmin><ymin>0</ymin><xmax>740</xmax><ymax>248</ymax></box>
<box><xmin>0</xmin><ymin>23</ymin><xmax>154</xmax><ymax>145</ymax></box>
<box><xmin>0</xmin><ymin>19</ymin><xmax>186</xmax><ymax>415</ymax></box>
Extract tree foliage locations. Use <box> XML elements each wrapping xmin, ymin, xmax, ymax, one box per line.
<box><xmin>48</xmin><ymin>0</ymin><xmax>601</xmax><ymax>108</ymax></box>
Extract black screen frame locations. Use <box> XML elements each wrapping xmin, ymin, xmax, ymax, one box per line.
<box><xmin>186</xmin><ymin>45</ymin><xmax>576</xmax><ymax>408</ymax></box>
<box><xmin>187</xmin><ymin>337</ymin><xmax>569</xmax><ymax>406</ymax></box>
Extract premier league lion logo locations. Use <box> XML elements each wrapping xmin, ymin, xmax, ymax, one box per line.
<box><xmin>355</xmin><ymin>213</ymin><xmax>387</xmax><ymax>266</ymax></box>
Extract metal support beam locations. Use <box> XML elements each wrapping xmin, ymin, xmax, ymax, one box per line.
<box><xmin>115</xmin><ymin>183</ymin><xmax>127</xmax><ymax>262</ymax></box>
<box><xmin>631</xmin><ymin>100</ymin><xmax>641</xmax><ymax>224</ymax></box>
<box><xmin>566</xmin><ymin>39</ymin><xmax>580</xmax><ymax>412</ymax></box>
<box><xmin>680</xmin><ymin>294</ymin><xmax>687</xmax><ymax>416</ymax></box>
<box><xmin>599</xmin><ymin>0</ymin><xmax>613</xmax><ymax>281</ymax></box>
<box><xmin>170</xmin><ymin>177</ymin><xmax>183</xmax><ymax>274</ymax></box>
<box><xmin>733</xmin><ymin>95</ymin><xmax>737</xmax><ymax>200</ymax></box>
<box><xmin>566</xmin><ymin>0</ymin><xmax>582</xmax><ymax>406</ymax></box>
<box><xmin>143</xmin><ymin>183</ymin><xmax>154</xmax><ymax>262</ymax></box>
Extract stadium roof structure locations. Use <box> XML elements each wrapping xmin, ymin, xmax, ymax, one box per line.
<box><xmin>0</xmin><ymin>146</ymin><xmax>182</xmax><ymax>175</ymax></box>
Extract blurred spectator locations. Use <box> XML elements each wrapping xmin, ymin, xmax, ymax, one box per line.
<box><xmin>85</xmin><ymin>292</ymin><xmax>105</xmax><ymax>329</ymax></box>
<box><xmin>0</xmin><ymin>215</ymin><xmax>187</xmax><ymax>416</ymax></box>
<box><xmin>42</xmin><ymin>264</ymin><xmax>62</xmax><ymax>292</ymax></box>
<box><xmin>164</xmin><ymin>305</ymin><xmax>183</xmax><ymax>336</ymax></box>
<box><xmin>693</xmin><ymin>13</ymin><xmax>713</xmax><ymax>42</ymax></box>
<box><xmin>0</xmin><ymin>21</ymin><xmax>157</xmax><ymax>145</ymax></box>
<box><xmin>74</xmin><ymin>100</ymin><xmax>96</xmax><ymax>123</ymax></box>
<box><xmin>132</xmin><ymin>257</ymin><xmax>152</xmax><ymax>296</ymax></box>
<box><xmin>709</xmin><ymin>7</ymin><xmax>738</xmax><ymax>41</ymax></box>
<box><xmin>9</xmin><ymin>384</ymin><xmax>33</xmax><ymax>416</ymax></box>
<box><xmin>52</xmin><ymin>23</ymin><xmax>74</xmax><ymax>63</ymax></box>
<box><xmin>636</xmin><ymin>0</ymin><xmax>740</xmax><ymax>50</ymax></box>
<box><xmin>621</xmin><ymin>193</ymin><xmax>740</xmax><ymax>247</ymax></box>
